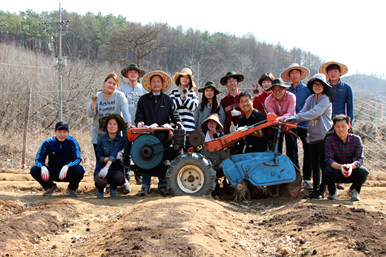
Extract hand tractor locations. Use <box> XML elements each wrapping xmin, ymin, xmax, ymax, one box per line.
<box><xmin>127</xmin><ymin>114</ymin><xmax>302</xmax><ymax>199</ymax></box>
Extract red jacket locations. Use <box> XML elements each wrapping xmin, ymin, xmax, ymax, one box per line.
<box><xmin>220</xmin><ymin>90</ymin><xmax>242</xmax><ymax>134</ymax></box>
<box><xmin>252</xmin><ymin>91</ymin><xmax>272</xmax><ymax>116</ymax></box>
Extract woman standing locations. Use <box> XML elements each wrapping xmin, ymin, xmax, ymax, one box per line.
<box><xmin>87</xmin><ymin>73</ymin><xmax>131</xmax><ymax>156</ymax></box>
<box><xmin>195</xmin><ymin>81</ymin><xmax>225</xmax><ymax>131</ymax></box>
<box><xmin>285</xmin><ymin>74</ymin><xmax>334</xmax><ymax>199</ymax></box>
<box><xmin>252</xmin><ymin>72</ymin><xmax>275</xmax><ymax>116</ymax></box>
<box><xmin>170</xmin><ymin>68</ymin><xmax>198</xmax><ymax>132</ymax></box>
<box><xmin>94</xmin><ymin>114</ymin><xmax>127</xmax><ymax>198</ymax></box>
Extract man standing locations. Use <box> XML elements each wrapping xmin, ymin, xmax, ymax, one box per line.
<box><xmin>264</xmin><ymin>78</ymin><xmax>297</xmax><ymax>165</ymax></box>
<box><xmin>220</xmin><ymin>71</ymin><xmax>244</xmax><ymax>134</ymax></box>
<box><xmin>322</xmin><ymin>115</ymin><xmax>368</xmax><ymax>201</ymax></box>
<box><xmin>30</xmin><ymin>121</ymin><xmax>85</xmax><ymax>196</ymax></box>
<box><xmin>319</xmin><ymin>61</ymin><xmax>353</xmax><ymax>190</ymax></box>
<box><xmin>120</xmin><ymin>63</ymin><xmax>146</xmax><ymax>188</ymax></box>
<box><xmin>319</xmin><ymin>61</ymin><xmax>353</xmax><ymax>123</ymax></box>
<box><xmin>281</xmin><ymin>63</ymin><xmax>312</xmax><ymax>189</ymax></box>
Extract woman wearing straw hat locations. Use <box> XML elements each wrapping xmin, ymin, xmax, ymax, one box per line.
<box><xmin>201</xmin><ymin>113</ymin><xmax>225</xmax><ymax>142</ymax></box>
<box><xmin>94</xmin><ymin>114</ymin><xmax>127</xmax><ymax>198</ymax></box>
<box><xmin>136</xmin><ymin>70</ymin><xmax>183</xmax><ymax>196</ymax></box>
<box><xmin>219</xmin><ymin>71</ymin><xmax>244</xmax><ymax>134</ymax></box>
<box><xmin>285</xmin><ymin>74</ymin><xmax>334</xmax><ymax>199</ymax></box>
<box><xmin>87</xmin><ymin>73</ymin><xmax>131</xmax><ymax>156</ymax></box>
<box><xmin>170</xmin><ymin>68</ymin><xmax>199</xmax><ymax>132</ymax></box>
<box><xmin>195</xmin><ymin>81</ymin><xmax>226</xmax><ymax>131</ymax></box>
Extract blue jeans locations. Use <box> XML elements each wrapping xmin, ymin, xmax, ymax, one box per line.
<box><xmin>142</xmin><ymin>175</ymin><xmax>167</xmax><ymax>190</ymax></box>
<box><xmin>30</xmin><ymin>165</ymin><xmax>85</xmax><ymax>191</ymax></box>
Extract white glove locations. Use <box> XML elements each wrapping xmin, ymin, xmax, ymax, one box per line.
<box><xmin>41</xmin><ymin>166</ymin><xmax>50</xmax><ymax>182</ymax></box>
<box><xmin>341</xmin><ymin>164</ymin><xmax>352</xmax><ymax>178</ymax></box>
<box><xmin>162</xmin><ymin>123</ymin><xmax>172</xmax><ymax>129</ymax></box>
<box><xmin>231</xmin><ymin>108</ymin><xmax>241</xmax><ymax>117</ymax></box>
<box><xmin>137</xmin><ymin>121</ymin><xmax>145</xmax><ymax>127</ymax></box>
<box><xmin>236</xmin><ymin>126</ymin><xmax>248</xmax><ymax>131</ymax></box>
<box><xmin>149</xmin><ymin>123</ymin><xmax>158</xmax><ymax>129</ymax></box>
<box><xmin>284</xmin><ymin>115</ymin><xmax>297</xmax><ymax>123</ymax></box>
<box><xmin>116</xmin><ymin>151</ymin><xmax>123</xmax><ymax>160</ymax></box>
<box><xmin>59</xmin><ymin>165</ymin><xmax>68</xmax><ymax>180</ymax></box>
<box><xmin>98</xmin><ymin>167</ymin><xmax>109</xmax><ymax>178</ymax></box>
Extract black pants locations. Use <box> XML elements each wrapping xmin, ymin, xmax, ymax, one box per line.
<box><xmin>309</xmin><ymin>140</ymin><xmax>324</xmax><ymax>190</ymax></box>
<box><xmin>323</xmin><ymin>166</ymin><xmax>369</xmax><ymax>195</ymax></box>
<box><xmin>296</xmin><ymin>129</ymin><xmax>311</xmax><ymax>180</ymax></box>
<box><xmin>278</xmin><ymin>132</ymin><xmax>298</xmax><ymax>170</ymax></box>
<box><xmin>94</xmin><ymin>170</ymin><xmax>125</xmax><ymax>192</ymax></box>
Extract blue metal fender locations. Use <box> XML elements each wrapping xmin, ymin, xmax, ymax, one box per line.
<box><xmin>221</xmin><ymin>152</ymin><xmax>296</xmax><ymax>186</ymax></box>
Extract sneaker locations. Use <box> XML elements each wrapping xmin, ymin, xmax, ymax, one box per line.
<box><xmin>348</xmin><ymin>189</ymin><xmax>360</xmax><ymax>201</ymax></box>
<box><xmin>302</xmin><ymin>180</ymin><xmax>313</xmax><ymax>190</ymax></box>
<box><xmin>122</xmin><ymin>180</ymin><xmax>131</xmax><ymax>194</ymax></box>
<box><xmin>337</xmin><ymin>183</ymin><xmax>345</xmax><ymax>190</ymax></box>
<box><xmin>159</xmin><ymin>187</ymin><xmax>170</xmax><ymax>197</ymax></box>
<box><xmin>328</xmin><ymin>190</ymin><xmax>339</xmax><ymax>200</ymax></box>
<box><xmin>110</xmin><ymin>188</ymin><xmax>118</xmax><ymax>197</ymax></box>
<box><xmin>140</xmin><ymin>187</ymin><xmax>149</xmax><ymax>196</ymax></box>
<box><xmin>96</xmin><ymin>190</ymin><xmax>104</xmax><ymax>199</ymax></box>
<box><xmin>43</xmin><ymin>185</ymin><xmax>58</xmax><ymax>196</ymax></box>
<box><xmin>304</xmin><ymin>190</ymin><xmax>325</xmax><ymax>200</ymax></box>
<box><xmin>67</xmin><ymin>187</ymin><xmax>78</xmax><ymax>197</ymax></box>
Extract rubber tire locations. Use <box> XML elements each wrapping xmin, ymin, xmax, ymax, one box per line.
<box><xmin>166</xmin><ymin>152</ymin><xmax>216</xmax><ymax>196</ymax></box>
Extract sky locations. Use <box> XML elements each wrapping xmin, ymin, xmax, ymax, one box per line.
<box><xmin>2</xmin><ymin>0</ymin><xmax>386</xmax><ymax>77</ymax></box>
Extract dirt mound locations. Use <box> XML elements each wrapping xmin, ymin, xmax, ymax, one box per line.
<box><xmin>0</xmin><ymin>170</ymin><xmax>385</xmax><ymax>256</ymax></box>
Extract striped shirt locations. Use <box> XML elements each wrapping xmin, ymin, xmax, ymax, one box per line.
<box><xmin>170</xmin><ymin>89</ymin><xmax>198</xmax><ymax>132</ymax></box>
<box><xmin>324</xmin><ymin>133</ymin><xmax>364</xmax><ymax>168</ymax></box>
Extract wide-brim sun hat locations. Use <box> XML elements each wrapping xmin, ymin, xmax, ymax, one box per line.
<box><xmin>280</xmin><ymin>63</ymin><xmax>310</xmax><ymax>83</ymax></box>
<box><xmin>269</xmin><ymin>78</ymin><xmax>290</xmax><ymax>89</ymax></box>
<box><xmin>307</xmin><ymin>73</ymin><xmax>331</xmax><ymax>92</ymax></box>
<box><xmin>99</xmin><ymin>114</ymin><xmax>127</xmax><ymax>133</ymax></box>
<box><xmin>141</xmin><ymin>70</ymin><xmax>172</xmax><ymax>93</ymax></box>
<box><xmin>121</xmin><ymin>63</ymin><xmax>145</xmax><ymax>78</ymax></box>
<box><xmin>172</xmin><ymin>68</ymin><xmax>197</xmax><ymax>91</ymax></box>
<box><xmin>201</xmin><ymin>113</ymin><xmax>224</xmax><ymax>132</ymax></box>
<box><xmin>198</xmin><ymin>81</ymin><xmax>220</xmax><ymax>94</ymax></box>
<box><xmin>220</xmin><ymin>71</ymin><xmax>244</xmax><ymax>86</ymax></box>
<box><xmin>319</xmin><ymin>61</ymin><xmax>348</xmax><ymax>79</ymax></box>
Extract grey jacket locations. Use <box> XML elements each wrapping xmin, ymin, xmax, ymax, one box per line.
<box><xmin>293</xmin><ymin>94</ymin><xmax>332</xmax><ymax>143</ymax></box>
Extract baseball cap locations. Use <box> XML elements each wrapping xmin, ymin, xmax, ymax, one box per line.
<box><xmin>55</xmin><ymin>121</ymin><xmax>69</xmax><ymax>131</ymax></box>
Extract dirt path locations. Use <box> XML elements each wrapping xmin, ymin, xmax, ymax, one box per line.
<box><xmin>0</xmin><ymin>169</ymin><xmax>385</xmax><ymax>256</ymax></box>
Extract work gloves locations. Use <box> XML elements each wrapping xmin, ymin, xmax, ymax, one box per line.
<box><xmin>284</xmin><ymin>116</ymin><xmax>297</xmax><ymax>123</ymax></box>
<box><xmin>341</xmin><ymin>164</ymin><xmax>352</xmax><ymax>177</ymax></box>
<box><xmin>98</xmin><ymin>167</ymin><xmax>109</xmax><ymax>179</ymax></box>
<box><xmin>59</xmin><ymin>165</ymin><xmax>68</xmax><ymax>180</ymax></box>
<box><xmin>41</xmin><ymin>166</ymin><xmax>50</xmax><ymax>182</ymax></box>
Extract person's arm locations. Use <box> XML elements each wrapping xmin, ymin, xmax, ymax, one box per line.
<box><xmin>346</xmin><ymin>84</ymin><xmax>354</xmax><ymax>124</ymax></box>
<box><xmin>264</xmin><ymin>96</ymin><xmax>275</xmax><ymax>114</ymax></box>
<box><xmin>95</xmin><ymin>137</ymin><xmax>107</xmax><ymax>164</ymax></box>
<box><xmin>325</xmin><ymin>136</ymin><xmax>338</xmax><ymax>168</ymax></box>
<box><xmin>184</xmin><ymin>91</ymin><xmax>199</xmax><ymax>112</ymax></box>
<box><xmin>169</xmin><ymin>98</ymin><xmax>182</xmax><ymax>125</ymax></box>
<box><xmin>296</xmin><ymin>96</ymin><xmax>330</xmax><ymax>123</ymax></box>
<box><xmin>87</xmin><ymin>100</ymin><xmax>97</xmax><ymax>117</ymax></box>
<box><xmin>67</xmin><ymin>137</ymin><xmax>82</xmax><ymax>167</ymax></box>
<box><xmin>108</xmin><ymin>137</ymin><xmax>125</xmax><ymax>163</ymax></box>
<box><xmin>118</xmin><ymin>93</ymin><xmax>132</xmax><ymax>126</ymax></box>
<box><xmin>135</xmin><ymin>96</ymin><xmax>145</xmax><ymax>126</ymax></box>
<box><xmin>194</xmin><ymin>104</ymin><xmax>200</xmax><ymax>129</ymax></box>
<box><xmin>35</xmin><ymin>140</ymin><xmax>49</xmax><ymax>168</ymax></box>
<box><xmin>352</xmin><ymin>136</ymin><xmax>364</xmax><ymax>168</ymax></box>
<box><xmin>170</xmin><ymin>89</ymin><xmax>182</xmax><ymax>109</ymax></box>
<box><xmin>218</xmin><ymin>105</ymin><xmax>226</xmax><ymax>126</ymax></box>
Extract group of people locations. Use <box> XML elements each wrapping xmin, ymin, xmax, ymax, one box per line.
<box><xmin>29</xmin><ymin>61</ymin><xmax>368</xmax><ymax>201</ymax></box>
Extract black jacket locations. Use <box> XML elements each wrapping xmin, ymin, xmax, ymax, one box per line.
<box><xmin>135</xmin><ymin>92</ymin><xmax>181</xmax><ymax>126</ymax></box>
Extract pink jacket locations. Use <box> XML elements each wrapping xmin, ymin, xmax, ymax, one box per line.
<box><xmin>264</xmin><ymin>91</ymin><xmax>296</xmax><ymax>122</ymax></box>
